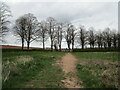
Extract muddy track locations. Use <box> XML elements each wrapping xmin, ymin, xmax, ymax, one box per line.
<box><xmin>57</xmin><ymin>53</ymin><xmax>83</xmax><ymax>88</ymax></box>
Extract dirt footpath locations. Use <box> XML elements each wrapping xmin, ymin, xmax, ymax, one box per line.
<box><xmin>57</xmin><ymin>53</ymin><xmax>82</xmax><ymax>88</ymax></box>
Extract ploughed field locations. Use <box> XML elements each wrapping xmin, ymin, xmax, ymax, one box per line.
<box><xmin>2</xmin><ymin>48</ymin><xmax>119</xmax><ymax>88</ymax></box>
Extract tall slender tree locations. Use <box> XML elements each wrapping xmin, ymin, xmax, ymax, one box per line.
<box><xmin>71</xmin><ymin>25</ymin><xmax>76</xmax><ymax>50</ymax></box>
<box><xmin>64</xmin><ymin>23</ymin><xmax>72</xmax><ymax>51</ymax></box>
<box><xmin>56</xmin><ymin>22</ymin><xmax>64</xmax><ymax>51</ymax></box>
<box><xmin>96</xmin><ymin>30</ymin><xmax>103</xmax><ymax>48</ymax></box>
<box><xmin>37</xmin><ymin>20</ymin><xmax>48</xmax><ymax>49</ymax></box>
<box><xmin>103</xmin><ymin>28</ymin><xmax>112</xmax><ymax>48</ymax></box>
<box><xmin>118</xmin><ymin>33</ymin><xmax>120</xmax><ymax>49</ymax></box>
<box><xmin>111</xmin><ymin>29</ymin><xmax>118</xmax><ymax>48</ymax></box>
<box><xmin>14</xmin><ymin>16</ymin><xmax>27</xmax><ymax>49</ymax></box>
<box><xmin>88</xmin><ymin>27</ymin><xmax>96</xmax><ymax>48</ymax></box>
<box><xmin>24</xmin><ymin>13</ymin><xmax>39</xmax><ymax>49</ymax></box>
<box><xmin>0</xmin><ymin>2</ymin><xmax>11</xmax><ymax>41</ymax></box>
<box><xmin>77</xmin><ymin>25</ymin><xmax>88</xmax><ymax>49</ymax></box>
<box><xmin>46</xmin><ymin>17</ymin><xmax>56</xmax><ymax>51</ymax></box>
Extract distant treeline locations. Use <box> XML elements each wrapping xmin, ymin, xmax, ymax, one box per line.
<box><xmin>1</xmin><ymin>2</ymin><xmax>120</xmax><ymax>51</ymax></box>
<box><xmin>2</xmin><ymin>47</ymin><xmax>118</xmax><ymax>52</ymax></box>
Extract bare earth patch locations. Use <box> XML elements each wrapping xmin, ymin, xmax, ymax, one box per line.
<box><xmin>57</xmin><ymin>53</ymin><xmax>83</xmax><ymax>88</ymax></box>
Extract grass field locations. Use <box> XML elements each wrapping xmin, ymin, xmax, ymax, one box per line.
<box><xmin>73</xmin><ymin>52</ymin><xmax>119</xmax><ymax>88</ymax></box>
<box><xmin>2</xmin><ymin>49</ymin><xmax>65</xmax><ymax>88</ymax></box>
<box><xmin>2</xmin><ymin>49</ymin><xmax>119</xmax><ymax>88</ymax></box>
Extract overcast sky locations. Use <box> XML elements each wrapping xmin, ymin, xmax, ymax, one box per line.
<box><xmin>1</xmin><ymin>0</ymin><xmax>119</xmax><ymax>48</ymax></box>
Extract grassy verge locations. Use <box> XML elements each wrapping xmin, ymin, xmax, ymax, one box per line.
<box><xmin>73</xmin><ymin>48</ymin><xmax>118</xmax><ymax>52</ymax></box>
<box><xmin>2</xmin><ymin>49</ymin><xmax>65</xmax><ymax>88</ymax></box>
<box><xmin>73</xmin><ymin>52</ymin><xmax>118</xmax><ymax>61</ymax></box>
<box><xmin>73</xmin><ymin>52</ymin><xmax>119</xmax><ymax>88</ymax></box>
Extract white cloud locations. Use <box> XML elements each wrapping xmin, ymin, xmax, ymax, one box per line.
<box><xmin>1</xmin><ymin>0</ymin><xmax>119</xmax><ymax>2</ymax></box>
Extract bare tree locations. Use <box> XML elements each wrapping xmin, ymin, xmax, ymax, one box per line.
<box><xmin>64</xmin><ymin>23</ymin><xmax>73</xmax><ymax>51</ymax></box>
<box><xmin>103</xmin><ymin>28</ymin><xmax>112</xmax><ymax>48</ymax></box>
<box><xmin>24</xmin><ymin>13</ymin><xmax>39</xmax><ymax>49</ymax></box>
<box><xmin>88</xmin><ymin>27</ymin><xmax>96</xmax><ymax>48</ymax></box>
<box><xmin>14</xmin><ymin>16</ymin><xmax>27</xmax><ymax>49</ymax></box>
<box><xmin>37</xmin><ymin>20</ymin><xmax>48</xmax><ymax>49</ymax></box>
<box><xmin>96</xmin><ymin>30</ymin><xmax>103</xmax><ymax>48</ymax></box>
<box><xmin>46</xmin><ymin>17</ymin><xmax>56</xmax><ymax>51</ymax></box>
<box><xmin>111</xmin><ymin>29</ymin><xmax>118</xmax><ymax>48</ymax></box>
<box><xmin>53</xmin><ymin>39</ymin><xmax>58</xmax><ymax>51</ymax></box>
<box><xmin>55</xmin><ymin>22</ymin><xmax>64</xmax><ymax>51</ymax></box>
<box><xmin>102</xmin><ymin>32</ymin><xmax>107</xmax><ymax>49</ymax></box>
<box><xmin>0</xmin><ymin>2</ymin><xmax>11</xmax><ymax>41</ymax></box>
<box><xmin>118</xmin><ymin>33</ymin><xmax>120</xmax><ymax>49</ymax></box>
<box><xmin>77</xmin><ymin>25</ymin><xmax>87</xmax><ymax>49</ymax></box>
<box><xmin>71</xmin><ymin>25</ymin><xmax>77</xmax><ymax>50</ymax></box>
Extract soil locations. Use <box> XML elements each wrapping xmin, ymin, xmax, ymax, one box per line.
<box><xmin>1</xmin><ymin>45</ymin><xmax>35</xmax><ymax>49</ymax></box>
<box><xmin>57</xmin><ymin>53</ymin><xmax>83</xmax><ymax>88</ymax></box>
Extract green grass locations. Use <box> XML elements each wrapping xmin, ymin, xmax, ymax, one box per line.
<box><xmin>73</xmin><ymin>48</ymin><xmax>117</xmax><ymax>52</ymax></box>
<box><xmin>25</xmin><ymin>65</ymin><xmax>64</xmax><ymax>88</ymax></box>
<box><xmin>73</xmin><ymin>52</ymin><xmax>118</xmax><ymax>61</ymax></box>
<box><xmin>3</xmin><ymin>49</ymin><xmax>119</xmax><ymax>88</ymax></box>
<box><xmin>73</xmin><ymin>52</ymin><xmax>119</xmax><ymax>88</ymax></box>
<box><xmin>2</xmin><ymin>49</ymin><xmax>65</xmax><ymax>88</ymax></box>
<box><xmin>76</xmin><ymin>64</ymin><xmax>104</xmax><ymax>88</ymax></box>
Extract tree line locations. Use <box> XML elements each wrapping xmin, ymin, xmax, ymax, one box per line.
<box><xmin>1</xmin><ymin>2</ymin><xmax>120</xmax><ymax>51</ymax></box>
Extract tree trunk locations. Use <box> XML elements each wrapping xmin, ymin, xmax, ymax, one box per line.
<box><xmin>100</xmin><ymin>44</ymin><xmax>103</xmax><ymax>48</ymax></box>
<box><xmin>93</xmin><ymin>44</ymin><xmax>94</xmax><ymax>48</ymax></box>
<box><xmin>90</xmin><ymin>44</ymin><xmax>92</xmax><ymax>48</ymax></box>
<box><xmin>54</xmin><ymin>44</ymin><xmax>57</xmax><ymax>51</ymax></box>
<box><xmin>82</xmin><ymin>44</ymin><xmax>84</xmax><ymax>49</ymax></box>
<box><xmin>108</xmin><ymin>42</ymin><xmax>111</xmax><ymax>48</ymax></box>
<box><xmin>22</xmin><ymin>38</ymin><xmax>24</xmax><ymax>50</ymax></box>
<box><xmin>118</xmin><ymin>35</ymin><xmax>120</xmax><ymax>49</ymax></box>
<box><xmin>72</xmin><ymin>43</ymin><xmax>74</xmax><ymax>50</ymax></box>
<box><xmin>98</xmin><ymin>43</ymin><xmax>100</xmax><ymax>49</ymax></box>
<box><xmin>72</xmin><ymin>40</ymin><xmax>74</xmax><ymax>50</ymax></box>
<box><xmin>43</xmin><ymin>38</ymin><xmax>45</xmax><ymax>50</ymax></box>
<box><xmin>51</xmin><ymin>40</ymin><xmax>53</xmax><ymax>51</ymax></box>
<box><xmin>114</xmin><ymin>43</ymin><xmax>116</xmax><ymax>48</ymax></box>
<box><xmin>113</xmin><ymin>40</ymin><xmax>116</xmax><ymax>48</ymax></box>
<box><xmin>67</xmin><ymin>43</ymin><xmax>70</xmax><ymax>51</ymax></box>
<box><xmin>59</xmin><ymin>43</ymin><xmax>61</xmax><ymax>51</ymax></box>
<box><xmin>104</xmin><ymin>42</ymin><xmax>106</xmax><ymax>48</ymax></box>
<box><xmin>27</xmin><ymin>41</ymin><xmax>30</xmax><ymax>50</ymax></box>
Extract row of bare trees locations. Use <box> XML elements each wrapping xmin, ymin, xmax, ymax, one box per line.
<box><xmin>14</xmin><ymin>13</ymin><xmax>39</xmax><ymax>49</ymax></box>
<box><xmin>13</xmin><ymin>13</ymin><xmax>119</xmax><ymax>50</ymax></box>
<box><xmin>0</xmin><ymin>2</ymin><xmax>119</xmax><ymax>51</ymax></box>
<box><xmin>77</xmin><ymin>26</ymin><xmax>119</xmax><ymax>49</ymax></box>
